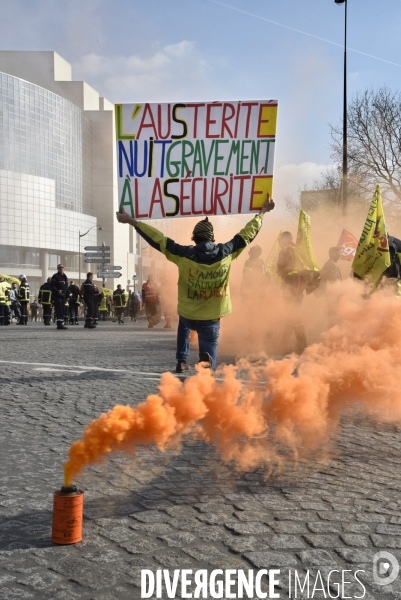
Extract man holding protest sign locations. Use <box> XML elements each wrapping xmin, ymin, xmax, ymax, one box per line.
<box><xmin>116</xmin><ymin>195</ymin><xmax>275</xmax><ymax>371</ymax></box>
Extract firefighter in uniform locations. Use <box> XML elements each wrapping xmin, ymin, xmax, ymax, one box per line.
<box><xmin>50</xmin><ymin>264</ymin><xmax>69</xmax><ymax>330</ymax></box>
<box><xmin>82</xmin><ymin>272</ymin><xmax>97</xmax><ymax>329</ymax></box>
<box><xmin>142</xmin><ymin>274</ymin><xmax>160</xmax><ymax>328</ymax></box>
<box><xmin>67</xmin><ymin>280</ymin><xmax>80</xmax><ymax>325</ymax></box>
<box><xmin>93</xmin><ymin>286</ymin><xmax>103</xmax><ymax>326</ymax></box>
<box><xmin>0</xmin><ymin>283</ymin><xmax>7</xmax><ymax>326</ymax></box>
<box><xmin>277</xmin><ymin>231</ymin><xmax>320</xmax><ymax>354</ymax></box>
<box><xmin>113</xmin><ymin>284</ymin><xmax>126</xmax><ymax>324</ymax></box>
<box><xmin>38</xmin><ymin>277</ymin><xmax>53</xmax><ymax>325</ymax></box>
<box><xmin>17</xmin><ymin>275</ymin><xmax>30</xmax><ymax>325</ymax></box>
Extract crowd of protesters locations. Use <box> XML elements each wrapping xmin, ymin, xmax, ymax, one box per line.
<box><xmin>5</xmin><ymin>192</ymin><xmax>392</xmax><ymax>374</ymax></box>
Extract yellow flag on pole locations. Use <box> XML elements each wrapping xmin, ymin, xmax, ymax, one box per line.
<box><xmin>295</xmin><ymin>210</ymin><xmax>320</xmax><ymax>271</ymax></box>
<box><xmin>0</xmin><ymin>282</ymin><xmax>11</xmax><ymax>295</ymax></box>
<box><xmin>352</xmin><ymin>185</ymin><xmax>391</xmax><ymax>284</ymax></box>
<box><xmin>101</xmin><ymin>287</ymin><xmax>114</xmax><ymax>296</ymax></box>
<box><xmin>0</xmin><ymin>274</ymin><xmax>20</xmax><ymax>285</ymax></box>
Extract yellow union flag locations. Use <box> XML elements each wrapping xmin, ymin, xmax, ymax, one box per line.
<box><xmin>295</xmin><ymin>210</ymin><xmax>320</xmax><ymax>271</ymax></box>
<box><xmin>352</xmin><ymin>185</ymin><xmax>391</xmax><ymax>284</ymax></box>
<box><xmin>0</xmin><ymin>274</ymin><xmax>20</xmax><ymax>285</ymax></box>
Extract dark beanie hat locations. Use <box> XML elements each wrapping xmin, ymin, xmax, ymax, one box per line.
<box><xmin>192</xmin><ymin>217</ymin><xmax>215</xmax><ymax>242</ymax></box>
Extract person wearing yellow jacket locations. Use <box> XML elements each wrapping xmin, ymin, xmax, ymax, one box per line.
<box><xmin>276</xmin><ymin>231</ymin><xmax>320</xmax><ymax>354</ymax></box>
<box><xmin>116</xmin><ymin>196</ymin><xmax>275</xmax><ymax>371</ymax></box>
<box><xmin>113</xmin><ymin>284</ymin><xmax>127</xmax><ymax>324</ymax></box>
<box><xmin>99</xmin><ymin>294</ymin><xmax>108</xmax><ymax>321</ymax></box>
<box><xmin>17</xmin><ymin>275</ymin><xmax>30</xmax><ymax>325</ymax></box>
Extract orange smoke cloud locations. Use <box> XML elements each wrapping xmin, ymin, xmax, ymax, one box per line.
<box><xmin>64</xmin><ymin>279</ymin><xmax>401</xmax><ymax>487</ymax></box>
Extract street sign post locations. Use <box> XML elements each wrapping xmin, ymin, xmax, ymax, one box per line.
<box><xmin>84</xmin><ymin>246</ymin><xmax>110</xmax><ymax>251</ymax></box>
<box><xmin>98</xmin><ymin>265</ymin><xmax>122</xmax><ymax>270</ymax></box>
<box><xmin>84</xmin><ymin>243</ymin><xmax>117</xmax><ymax>287</ymax></box>
<box><xmin>97</xmin><ymin>272</ymin><xmax>123</xmax><ymax>278</ymax></box>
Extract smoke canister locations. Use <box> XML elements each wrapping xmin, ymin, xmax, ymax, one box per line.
<box><xmin>52</xmin><ymin>485</ymin><xmax>84</xmax><ymax>544</ymax></box>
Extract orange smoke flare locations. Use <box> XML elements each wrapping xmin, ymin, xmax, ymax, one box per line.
<box><xmin>64</xmin><ymin>280</ymin><xmax>401</xmax><ymax>487</ymax></box>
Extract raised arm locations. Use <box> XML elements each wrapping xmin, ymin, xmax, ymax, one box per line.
<box><xmin>223</xmin><ymin>194</ymin><xmax>276</xmax><ymax>258</ymax></box>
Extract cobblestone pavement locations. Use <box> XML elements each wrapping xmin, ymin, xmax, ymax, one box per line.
<box><xmin>1</xmin><ymin>321</ymin><xmax>401</xmax><ymax>599</ymax></box>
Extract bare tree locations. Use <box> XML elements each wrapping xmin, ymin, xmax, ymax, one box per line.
<box><xmin>283</xmin><ymin>166</ymin><xmax>370</xmax><ymax>221</ymax></box>
<box><xmin>330</xmin><ymin>87</ymin><xmax>401</xmax><ymax>203</ymax></box>
<box><xmin>283</xmin><ymin>194</ymin><xmax>301</xmax><ymax>221</ymax></box>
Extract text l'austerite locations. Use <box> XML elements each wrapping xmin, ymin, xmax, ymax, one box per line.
<box><xmin>116</xmin><ymin>101</ymin><xmax>278</xmax><ymax>219</ymax></box>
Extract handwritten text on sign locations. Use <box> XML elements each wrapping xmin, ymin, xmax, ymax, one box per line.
<box><xmin>116</xmin><ymin>101</ymin><xmax>278</xmax><ymax>220</ymax></box>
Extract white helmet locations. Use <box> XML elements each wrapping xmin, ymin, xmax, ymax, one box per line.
<box><xmin>19</xmin><ymin>274</ymin><xmax>26</xmax><ymax>280</ymax></box>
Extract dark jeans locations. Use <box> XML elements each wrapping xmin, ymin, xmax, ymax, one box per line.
<box><xmin>11</xmin><ymin>301</ymin><xmax>20</xmax><ymax>321</ymax></box>
<box><xmin>176</xmin><ymin>316</ymin><xmax>221</xmax><ymax>370</ymax></box>
<box><xmin>130</xmin><ymin>301</ymin><xmax>140</xmax><ymax>318</ymax></box>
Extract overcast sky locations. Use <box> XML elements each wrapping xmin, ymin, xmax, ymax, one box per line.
<box><xmin>1</xmin><ymin>0</ymin><xmax>400</xmax><ymax>207</ymax></box>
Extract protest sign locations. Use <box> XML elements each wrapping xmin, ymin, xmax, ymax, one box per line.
<box><xmin>116</xmin><ymin>101</ymin><xmax>278</xmax><ymax>219</ymax></box>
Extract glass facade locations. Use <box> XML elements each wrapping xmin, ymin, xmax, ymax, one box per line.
<box><xmin>0</xmin><ymin>72</ymin><xmax>92</xmax><ymax>214</ymax></box>
<box><xmin>0</xmin><ymin>246</ymin><xmax>39</xmax><ymax>269</ymax></box>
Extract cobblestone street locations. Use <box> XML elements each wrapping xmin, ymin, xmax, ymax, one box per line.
<box><xmin>1</xmin><ymin>321</ymin><xmax>401</xmax><ymax>599</ymax></box>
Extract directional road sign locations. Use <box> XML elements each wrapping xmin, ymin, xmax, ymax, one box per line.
<box><xmin>84</xmin><ymin>246</ymin><xmax>110</xmax><ymax>251</ymax></box>
<box><xmin>84</xmin><ymin>252</ymin><xmax>110</xmax><ymax>257</ymax></box>
<box><xmin>102</xmin><ymin>266</ymin><xmax>121</xmax><ymax>270</ymax></box>
<box><xmin>97</xmin><ymin>272</ymin><xmax>122</xmax><ymax>278</ymax></box>
<box><xmin>85</xmin><ymin>259</ymin><xmax>111</xmax><ymax>263</ymax></box>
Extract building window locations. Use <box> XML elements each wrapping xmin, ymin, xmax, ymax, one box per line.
<box><xmin>0</xmin><ymin>246</ymin><xmax>10</xmax><ymax>265</ymax></box>
<box><xmin>48</xmin><ymin>254</ymin><xmax>60</xmax><ymax>270</ymax></box>
<box><xmin>0</xmin><ymin>72</ymin><xmax>93</xmax><ymax>215</ymax></box>
<box><xmin>65</xmin><ymin>254</ymin><xmax>79</xmax><ymax>271</ymax></box>
<box><xmin>10</xmin><ymin>248</ymin><xmax>21</xmax><ymax>266</ymax></box>
<box><xmin>25</xmin><ymin>250</ymin><xmax>40</xmax><ymax>267</ymax></box>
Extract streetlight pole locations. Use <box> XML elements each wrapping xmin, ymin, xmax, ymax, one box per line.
<box><xmin>335</xmin><ymin>0</ymin><xmax>348</xmax><ymax>216</ymax></box>
<box><xmin>78</xmin><ymin>225</ymin><xmax>103</xmax><ymax>287</ymax></box>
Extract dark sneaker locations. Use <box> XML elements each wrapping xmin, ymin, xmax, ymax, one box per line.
<box><xmin>198</xmin><ymin>352</ymin><xmax>212</xmax><ymax>368</ymax></box>
<box><xmin>176</xmin><ymin>360</ymin><xmax>190</xmax><ymax>373</ymax></box>
<box><xmin>84</xmin><ymin>322</ymin><xmax>96</xmax><ymax>329</ymax></box>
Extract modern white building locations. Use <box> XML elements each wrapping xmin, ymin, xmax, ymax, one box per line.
<box><xmin>0</xmin><ymin>50</ymin><xmax>166</xmax><ymax>297</ymax></box>
<box><xmin>0</xmin><ymin>50</ymin><xmax>240</xmax><ymax>298</ymax></box>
